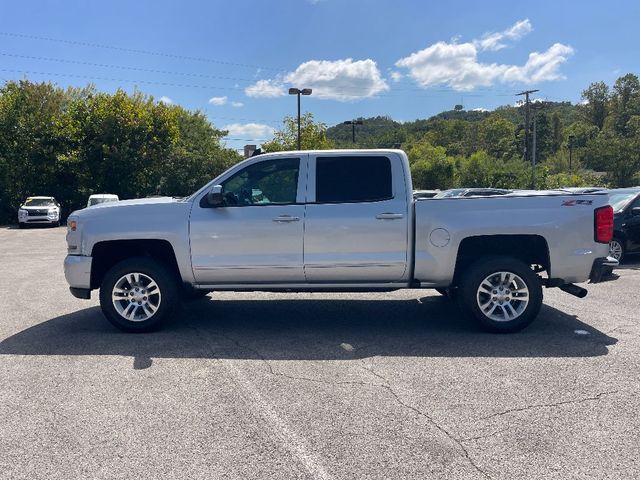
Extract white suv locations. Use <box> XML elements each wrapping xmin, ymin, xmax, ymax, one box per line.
<box><xmin>17</xmin><ymin>196</ymin><xmax>61</xmax><ymax>228</ymax></box>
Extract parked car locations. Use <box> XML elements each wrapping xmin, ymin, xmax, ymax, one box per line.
<box><xmin>413</xmin><ymin>190</ymin><xmax>439</xmax><ymax>199</ymax></box>
<box><xmin>87</xmin><ymin>194</ymin><xmax>119</xmax><ymax>208</ymax></box>
<box><xmin>64</xmin><ymin>149</ymin><xmax>616</xmax><ymax>333</ymax></box>
<box><xmin>607</xmin><ymin>187</ymin><xmax>640</xmax><ymax>262</ymax></box>
<box><xmin>17</xmin><ymin>196</ymin><xmax>61</xmax><ymax>228</ymax></box>
<box><xmin>433</xmin><ymin>188</ymin><xmax>512</xmax><ymax>198</ymax></box>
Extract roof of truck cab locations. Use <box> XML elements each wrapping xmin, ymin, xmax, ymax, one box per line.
<box><xmin>250</xmin><ymin>149</ymin><xmax>406</xmax><ymax>157</ymax></box>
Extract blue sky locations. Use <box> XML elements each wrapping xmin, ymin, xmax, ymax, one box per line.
<box><xmin>1</xmin><ymin>0</ymin><xmax>638</xmax><ymax>151</ymax></box>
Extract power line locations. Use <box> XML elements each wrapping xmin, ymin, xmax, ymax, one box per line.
<box><xmin>0</xmin><ymin>52</ymin><xmax>255</xmax><ymax>82</ymax></box>
<box><xmin>0</xmin><ymin>31</ymin><xmax>281</xmax><ymax>71</ymax></box>
<box><xmin>1</xmin><ymin>69</ymin><xmax>517</xmax><ymax>99</ymax></box>
<box><xmin>0</xmin><ymin>68</ymin><xmax>244</xmax><ymax>92</ymax></box>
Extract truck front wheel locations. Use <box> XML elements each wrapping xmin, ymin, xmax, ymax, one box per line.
<box><xmin>458</xmin><ymin>256</ymin><xmax>542</xmax><ymax>333</ymax></box>
<box><xmin>99</xmin><ymin>257</ymin><xmax>179</xmax><ymax>332</ymax></box>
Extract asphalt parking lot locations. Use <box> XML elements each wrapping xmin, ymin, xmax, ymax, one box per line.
<box><xmin>0</xmin><ymin>226</ymin><xmax>638</xmax><ymax>480</ymax></box>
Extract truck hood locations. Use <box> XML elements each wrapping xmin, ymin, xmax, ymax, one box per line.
<box><xmin>72</xmin><ymin>196</ymin><xmax>183</xmax><ymax>218</ymax></box>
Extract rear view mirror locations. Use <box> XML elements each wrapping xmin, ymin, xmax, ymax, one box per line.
<box><xmin>631</xmin><ymin>207</ymin><xmax>640</xmax><ymax>216</ymax></box>
<box><xmin>206</xmin><ymin>185</ymin><xmax>224</xmax><ymax>207</ymax></box>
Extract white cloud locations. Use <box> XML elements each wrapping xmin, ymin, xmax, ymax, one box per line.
<box><xmin>475</xmin><ymin>19</ymin><xmax>533</xmax><ymax>51</ymax></box>
<box><xmin>471</xmin><ymin>107</ymin><xmax>489</xmax><ymax>112</ymax></box>
<box><xmin>158</xmin><ymin>96</ymin><xmax>173</xmax><ymax>104</ymax></box>
<box><xmin>390</xmin><ymin>71</ymin><xmax>403</xmax><ymax>82</ymax></box>
<box><xmin>208</xmin><ymin>96</ymin><xmax>227</xmax><ymax>106</ymax></box>
<box><xmin>231</xmin><ymin>101</ymin><xmax>244</xmax><ymax>108</ymax></box>
<box><xmin>245</xmin><ymin>58</ymin><xmax>389</xmax><ymax>101</ymax></box>
<box><xmin>245</xmin><ymin>79</ymin><xmax>286</xmax><ymax>98</ymax></box>
<box><xmin>395</xmin><ymin>20</ymin><xmax>573</xmax><ymax>91</ymax></box>
<box><xmin>284</xmin><ymin>59</ymin><xmax>389</xmax><ymax>101</ymax></box>
<box><xmin>223</xmin><ymin>123</ymin><xmax>275</xmax><ymax>140</ymax></box>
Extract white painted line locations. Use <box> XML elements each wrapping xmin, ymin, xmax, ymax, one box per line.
<box><xmin>574</xmin><ymin>329</ymin><xmax>590</xmax><ymax>335</ymax></box>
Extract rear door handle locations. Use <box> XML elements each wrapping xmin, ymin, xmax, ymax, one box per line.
<box><xmin>376</xmin><ymin>213</ymin><xmax>404</xmax><ymax>220</ymax></box>
<box><xmin>272</xmin><ymin>215</ymin><xmax>300</xmax><ymax>223</ymax></box>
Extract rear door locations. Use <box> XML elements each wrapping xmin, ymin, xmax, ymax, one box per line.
<box><xmin>303</xmin><ymin>153</ymin><xmax>410</xmax><ymax>282</ymax></box>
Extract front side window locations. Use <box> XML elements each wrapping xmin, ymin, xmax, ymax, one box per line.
<box><xmin>316</xmin><ymin>156</ymin><xmax>392</xmax><ymax>203</ymax></box>
<box><xmin>221</xmin><ymin>158</ymin><xmax>300</xmax><ymax>206</ymax></box>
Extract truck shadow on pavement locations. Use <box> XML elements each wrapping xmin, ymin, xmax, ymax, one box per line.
<box><xmin>0</xmin><ymin>296</ymin><xmax>617</xmax><ymax>367</ymax></box>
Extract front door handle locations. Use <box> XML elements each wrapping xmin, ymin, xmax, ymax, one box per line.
<box><xmin>376</xmin><ymin>213</ymin><xmax>404</xmax><ymax>220</ymax></box>
<box><xmin>272</xmin><ymin>215</ymin><xmax>300</xmax><ymax>223</ymax></box>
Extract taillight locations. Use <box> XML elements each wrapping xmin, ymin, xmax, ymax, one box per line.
<box><xmin>594</xmin><ymin>205</ymin><xmax>613</xmax><ymax>243</ymax></box>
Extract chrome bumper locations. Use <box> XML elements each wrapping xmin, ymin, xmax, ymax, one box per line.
<box><xmin>64</xmin><ymin>255</ymin><xmax>92</xmax><ymax>290</ymax></box>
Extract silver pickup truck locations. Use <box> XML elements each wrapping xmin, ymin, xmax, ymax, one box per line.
<box><xmin>64</xmin><ymin>149</ymin><xmax>617</xmax><ymax>333</ymax></box>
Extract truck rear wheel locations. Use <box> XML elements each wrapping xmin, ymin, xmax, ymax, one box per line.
<box><xmin>458</xmin><ymin>256</ymin><xmax>542</xmax><ymax>333</ymax></box>
<box><xmin>99</xmin><ymin>257</ymin><xmax>179</xmax><ymax>332</ymax></box>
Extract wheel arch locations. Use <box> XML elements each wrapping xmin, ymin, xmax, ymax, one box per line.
<box><xmin>452</xmin><ymin>234</ymin><xmax>550</xmax><ymax>286</ymax></box>
<box><xmin>90</xmin><ymin>239</ymin><xmax>181</xmax><ymax>289</ymax></box>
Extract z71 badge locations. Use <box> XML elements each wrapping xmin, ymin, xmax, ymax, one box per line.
<box><xmin>562</xmin><ymin>199</ymin><xmax>593</xmax><ymax>206</ymax></box>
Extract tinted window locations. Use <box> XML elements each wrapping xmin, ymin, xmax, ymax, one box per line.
<box><xmin>221</xmin><ymin>158</ymin><xmax>299</xmax><ymax>206</ymax></box>
<box><xmin>316</xmin><ymin>156</ymin><xmax>392</xmax><ymax>203</ymax></box>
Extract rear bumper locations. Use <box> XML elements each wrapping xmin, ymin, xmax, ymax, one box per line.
<box><xmin>64</xmin><ymin>255</ymin><xmax>92</xmax><ymax>291</ymax></box>
<box><xmin>589</xmin><ymin>256</ymin><xmax>619</xmax><ymax>284</ymax></box>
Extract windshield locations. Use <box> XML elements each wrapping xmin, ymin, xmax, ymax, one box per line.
<box><xmin>24</xmin><ymin>198</ymin><xmax>56</xmax><ymax>207</ymax></box>
<box><xmin>609</xmin><ymin>193</ymin><xmax>637</xmax><ymax>213</ymax></box>
<box><xmin>89</xmin><ymin>197</ymin><xmax>117</xmax><ymax>206</ymax></box>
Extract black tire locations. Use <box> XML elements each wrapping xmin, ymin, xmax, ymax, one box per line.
<box><xmin>458</xmin><ymin>256</ymin><xmax>543</xmax><ymax>333</ymax></box>
<box><xmin>182</xmin><ymin>289</ymin><xmax>212</xmax><ymax>301</ymax></box>
<box><xmin>99</xmin><ymin>257</ymin><xmax>180</xmax><ymax>332</ymax></box>
<box><xmin>18</xmin><ymin>223</ymin><xmax>25</xmax><ymax>229</ymax></box>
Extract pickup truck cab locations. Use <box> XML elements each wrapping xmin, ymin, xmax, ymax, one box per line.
<box><xmin>64</xmin><ymin>149</ymin><xmax>617</xmax><ymax>333</ymax></box>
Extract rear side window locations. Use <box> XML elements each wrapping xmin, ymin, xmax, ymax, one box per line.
<box><xmin>316</xmin><ymin>156</ymin><xmax>392</xmax><ymax>203</ymax></box>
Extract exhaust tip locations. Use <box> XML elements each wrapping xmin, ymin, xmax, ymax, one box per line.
<box><xmin>559</xmin><ymin>283</ymin><xmax>588</xmax><ymax>298</ymax></box>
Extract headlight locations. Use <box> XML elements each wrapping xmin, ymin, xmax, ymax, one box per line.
<box><xmin>18</xmin><ymin>209</ymin><xmax>27</xmax><ymax>215</ymax></box>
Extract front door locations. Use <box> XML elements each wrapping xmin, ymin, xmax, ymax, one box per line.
<box><xmin>190</xmin><ymin>155</ymin><xmax>307</xmax><ymax>284</ymax></box>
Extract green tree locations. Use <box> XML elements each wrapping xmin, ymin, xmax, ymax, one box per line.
<box><xmin>477</xmin><ymin>115</ymin><xmax>517</xmax><ymax>161</ymax></box>
<box><xmin>262</xmin><ymin>113</ymin><xmax>335</xmax><ymax>152</ymax></box>
<box><xmin>580</xmin><ymin>81</ymin><xmax>609</xmax><ymax>129</ymax></box>
<box><xmin>403</xmin><ymin>141</ymin><xmax>455</xmax><ymax>189</ymax></box>
<box><xmin>608</xmin><ymin>73</ymin><xmax>640</xmax><ymax>136</ymax></box>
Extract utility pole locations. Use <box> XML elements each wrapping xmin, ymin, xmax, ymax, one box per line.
<box><xmin>568</xmin><ymin>134</ymin><xmax>575</xmax><ymax>173</ymax></box>
<box><xmin>516</xmin><ymin>89</ymin><xmax>539</xmax><ymax>187</ymax></box>
<box><xmin>343</xmin><ymin>119</ymin><xmax>363</xmax><ymax>143</ymax></box>
<box><xmin>532</xmin><ymin>116</ymin><xmax>537</xmax><ymax>188</ymax></box>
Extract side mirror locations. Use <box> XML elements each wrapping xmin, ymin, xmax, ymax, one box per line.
<box><xmin>206</xmin><ymin>185</ymin><xmax>224</xmax><ymax>207</ymax></box>
<box><xmin>631</xmin><ymin>207</ymin><xmax>640</xmax><ymax>217</ymax></box>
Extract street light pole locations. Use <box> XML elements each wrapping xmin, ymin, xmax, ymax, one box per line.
<box><xmin>288</xmin><ymin>88</ymin><xmax>312</xmax><ymax>150</ymax></box>
<box><xmin>343</xmin><ymin>119</ymin><xmax>364</xmax><ymax>143</ymax></box>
